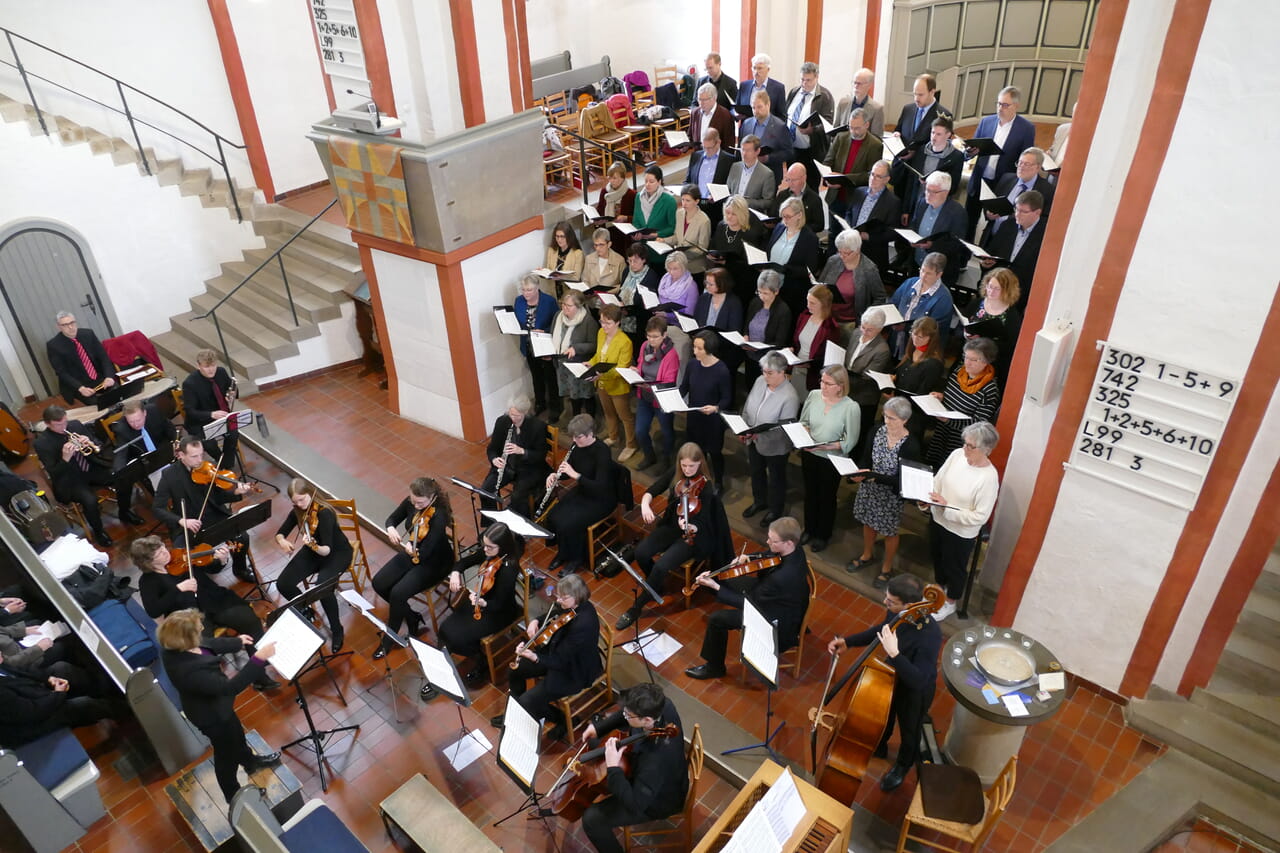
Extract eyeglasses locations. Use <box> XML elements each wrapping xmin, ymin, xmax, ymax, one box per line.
<box><xmin>57</xmin><ymin>320</ymin><xmax>76</xmax><ymax>327</ymax></box>
<box><xmin>925</xmin><ymin>186</ymin><xmax>947</xmax><ymax>195</ymax></box>
<box><xmin>997</xmin><ymin>101</ymin><xmax>1015</xmax><ymax>108</ymax></box>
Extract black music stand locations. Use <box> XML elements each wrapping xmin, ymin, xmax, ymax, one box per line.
<box><xmin>262</xmin><ymin>604</ymin><xmax>359</xmax><ymax>793</ymax></box>
<box><xmin>111</xmin><ymin>441</ymin><xmax>171</xmax><ymax>533</ymax></box>
<box><xmin>350</xmin><ymin>601</ymin><xmax>413</xmax><ymax>722</ymax></box>
<box><xmin>722</xmin><ymin>596</ymin><xmax>784</xmax><ymax>763</ymax></box>
<box><xmin>200</xmin><ymin>498</ymin><xmax>273</xmax><ymax>602</ymax></box>
<box><xmin>602</xmin><ymin>544</ymin><xmax>664</xmax><ymax>683</ymax></box>
<box><xmin>408</xmin><ymin>638</ymin><xmax>485</xmax><ymax>769</ymax></box>
<box><xmin>266</xmin><ymin>576</ymin><xmax>352</xmax><ymax>704</ymax></box>
<box><xmin>493</xmin><ymin>696</ymin><xmax>558</xmax><ymax>847</ymax></box>
<box><xmin>450</xmin><ymin>476</ymin><xmax>499</xmax><ymax>543</ymax></box>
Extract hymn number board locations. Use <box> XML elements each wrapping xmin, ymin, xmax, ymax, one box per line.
<box><xmin>309</xmin><ymin>0</ymin><xmax>366</xmax><ymax>92</ymax></box>
<box><xmin>1069</xmin><ymin>343</ymin><xmax>1240</xmax><ymax>510</ymax></box>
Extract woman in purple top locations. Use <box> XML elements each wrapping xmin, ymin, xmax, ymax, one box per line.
<box><xmin>656</xmin><ymin>251</ymin><xmax>699</xmax><ymax>319</ymax></box>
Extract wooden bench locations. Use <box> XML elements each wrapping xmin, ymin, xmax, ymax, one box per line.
<box><xmin>166</xmin><ymin>730</ymin><xmax>304</xmax><ymax>852</ymax></box>
<box><xmin>379</xmin><ymin>773</ymin><xmax>501</xmax><ymax>851</ymax></box>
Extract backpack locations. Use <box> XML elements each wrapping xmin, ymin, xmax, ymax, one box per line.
<box><xmin>597</xmin><ymin>76</ymin><xmax>624</xmax><ymax>98</ymax></box>
<box><xmin>676</xmin><ymin>73</ymin><xmax>697</xmax><ymax>107</ymax></box>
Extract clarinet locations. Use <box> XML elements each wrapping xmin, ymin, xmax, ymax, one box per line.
<box><xmin>493</xmin><ymin>422</ymin><xmax>516</xmax><ymax>492</ymax></box>
<box><xmin>534</xmin><ymin>444</ymin><xmax>574</xmax><ymax>520</ymax></box>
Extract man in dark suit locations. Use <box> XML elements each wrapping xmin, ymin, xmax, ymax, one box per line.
<box><xmin>982</xmin><ymin>148</ymin><xmax>1055</xmax><ymax>241</ymax></box>
<box><xmin>963</xmin><ymin>86</ymin><xmax>1038</xmax><ymax>239</ymax></box>
<box><xmin>33</xmin><ymin>405</ymin><xmax>119</xmax><ymax>543</ymax></box>
<box><xmin>688</xmin><ymin>83</ymin><xmax>736</xmax><ymax>151</ymax></box>
<box><xmin>906</xmin><ymin>171</ymin><xmax>970</xmax><ymax>286</ymax></box>
<box><xmin>844</xmin><ymin>160</ymin><xmax>902</xmax><ymax>270</ymax></box>
<box><xmin>982</xmin><ymin>190</ymin><xmax>1047</xmax><ymax>311</ymax></box>
<box><xmin>110</xmin><ymin>399</ymin><xmax>177</xmax><ymax>525</ymax></box>
<box><xmin>784</xmin><ymin>62</ymin><xmax>836</xmax><ymax>189</ymax></box>
<box><xmin>696</xmin><ymin>52</ymin><xmax>738</xmax><ymax>110</ymax></box>
<box><xmin>770</xmin><ymin>164</ymin><xmax>825</xmax><ymax>235</ymax></box>
<box><xmin>822</xmin><ymin>108</ymin><xmax>884</xmax><ymax>217</ymax></box>
<box><xmin>480</xmin><ymin>396</ymin><xmax>550</xmax><ymax>517</ymax></box>
<box><xmin>739</xmin><ymin>90</ymin><xmax>793</xmax><ymax>185</ymax></box>
<box><xmin>726</xmin><ymin>135</ymin><xmax>778</xmax><ymax>212</ymax></box>
<box><xmin>684</xmin><ymin>516</ymin><xmax>811</xmax><ymax>680</ymax></box>
<box><xmin>890</xmin><ymin>74</ymin><xmax>949</xmax><ymax>204</ymax></box>
<box><xmin>0</xmin><ymin>647</ymin><xmax>116</xmax><ymax>747</ymax></box>
<box><xmin>45</xmin><ymin>312</ymin><xmax>116</xmax><ymax>406</ymax></box>
<box><xmin>153</xmin><ymin>436</ymin><xmax>255</xmax><ymax>582</ymax></box>
<box><xmin>735</xmin><ymin>53</ymin><xmax>787</xmax><ymax>120</ymax></box>
<box><xmin>181</xmin><ymin>348</ymin><xmax>239</xmax><ymax>465</ymax></box>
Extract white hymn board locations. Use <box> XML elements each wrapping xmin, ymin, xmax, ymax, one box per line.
<box><xmin>308</xmin><ymin>0</ymin><xmax>367</xmax><ymax>96</ymax></box>
<box><xmin>1067</xmin><ymin>342</ymin><xmax>1240</xmax><ymax>510</ymax></box>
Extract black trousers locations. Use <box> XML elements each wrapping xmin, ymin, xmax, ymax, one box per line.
<box><xmin>439</xmin><ymin>608</ymin><xmax>508</xmax><ymax>658</ymax></box>
<box><xmin>748</xmin><ymin>445</ymin><xmax>789</xmax><ymax>517</ymax></box>
<box><xmin>508</xmin><ymin>658</ymin><xmax>569</xmax><ymax>725</ymax></box>
<box><xmin>199</xmin><ymin>714</ymin><xmax>256</xmax><ymax>804</ymax></box>
<box><xmin>801</xmin><ymin>450</ymin><xmax>841</xmax><ymax>539</ymax></box>
<box><xmin>481</xmin><ymin>465</ymin><xmax>543</xmax><ymax>519</ymax></box>
<box><xmin>525</xmin><ymin>352</ymin><xmax>560</xmax><ymax>417</ymax></box>
<box><xmin>547</xmin><ymin>496</ymin><xmax>612</xmax><ymax>565</ymax></box>
<box><xmin>276</xmin><ymin>548</ymin><xmax>344</xmax><ymax>630</ymax></box>
<box><xmin>633</xmin><ymin>525</ymin><xmax>695</xmax><ymax>607</ymax></box>
<box><xmin>194</xmin><ymin>570</ymin><xmax>263</xmax><ymax>637</ymax></box>
<box><xmin>928</xmin><ymin>517</ymin><xmax>976</xmax><ymax>600</ymax></box>
<box><xmin>582</xmin><ymin>795</ymin><xmax>651</xmax><ymax>853</ymax></box>
<box><xmin>699</xmin><ymin>602</ymin><xmax>797</xmax><ymax>668</ymax></box>
<box><xmin>882</xmin><ymin>684</ymin><xmax>930</xmax><ymax>771</ymax></box>
<box><xmin>371</xmin><ymin>553</ymin><xmax>444</xmax><ymax>635</ymax></box>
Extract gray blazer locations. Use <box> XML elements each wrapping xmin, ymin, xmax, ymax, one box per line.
<box><xmin>844</xmin><ymin>333</ymin><xmax>894</xmax><ymax>406</ymax></box>
<box><xmin>727</xmin><ymin>161</ymin><xmax>778</xmax><ymax>212</ymax></box>
<box><xmin>742</xmin><ymin>375</ymin><xmax>801</xmax><ymax>456</ymax></box>
<box><xmin>834</xmin><ymin>96</ymin><xmax>885</xmax><ymax>137</ymax></box>
<box><xmin>819</xmin><ymin>253</ymin><xmax>886</xmax><ymax>323</ymax></box>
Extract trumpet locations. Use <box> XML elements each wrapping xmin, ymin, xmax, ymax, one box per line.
<box><xmin>534</xmin><ymin>444</ymin><xmax>574</xmax><ymax>523</ymax></box>
<box><xmin>493</xmin><ymin>422</ymin><xmax>516</xmax><ymax>492</ymax></box>
<box><xmin>66</xmin><ymin>431</ymin><xmax>100</xmax><ymax>456</ymax></box>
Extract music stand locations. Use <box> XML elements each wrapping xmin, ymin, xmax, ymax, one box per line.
<box><xmin>265</xmin><ymin>576</ymin><xmax>352</xmax><ymax>703</ymax></box>
<box><xmin>258</xmin><ymin>606</ymin><xmax>359</xmax><ymax>792</ymax></box>
<box><xmin>493</xmin><ymin>696</ymin><xmax>556</xmax><ymax>841</ymax></box>
<box><xmin>408</xmin><ymin>637</ymin><xmax>487</xmax><ymax>769</ymax></box>
<box><xmin>722</xmin><ymin>596</ymin><xmax>784</xmax><ymax>762</ymax></box>
<box><xmin>602</xmin><ymin>544</ymin><xmax>664</xmax><ymax>682</ymax></box>
<box><xmin>343</xmin><ymin>590</ymin><xmax>413</xmax><ymax>722</ymax></box>
<box><xmin>111</xmin><ymin>442</ymin><xmax>171</xmax><ymax>533</ymax></box>
<box><xmin>450</xmin><ymin>476</ymin><xmax>499</xmax><ymax>542</ymax></box>
<box><xmin>200</xmin><ymin>499</ymin><xmax>273</xmax><ymax>601</ymax></box>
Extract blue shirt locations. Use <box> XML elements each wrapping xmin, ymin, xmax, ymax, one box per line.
<box><xmin>697</xmin><ymin>152</ymin><xmax>720</xmax><ymax>196</ymax></box>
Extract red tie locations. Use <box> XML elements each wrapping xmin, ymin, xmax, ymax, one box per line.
<box><xmin>74</xmin><ymin>339</ymin><xmax>98</xmax><ymax>381</ymax></box>
<box><xmin>211</xmin><ymin>379</ymin><xmax>236</xmax><ymax>432</ymax></box>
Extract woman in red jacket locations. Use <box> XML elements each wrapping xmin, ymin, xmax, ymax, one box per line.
<box><xmin>793</xmin><ymin>284</ymin><xmax>842</xmax><ymax>390</ymax></box>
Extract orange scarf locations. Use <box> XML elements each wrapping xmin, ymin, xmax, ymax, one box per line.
<box><xmin>957</xmin><ymin>364</ymin><xmax>995</xmax><ymax>394</ymax></box>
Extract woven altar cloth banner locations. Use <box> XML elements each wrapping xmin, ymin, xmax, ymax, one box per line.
<box><xmin>327</xmin><ymin>136</ymin><xmax>414</xmax><ymax>245</ymax></box>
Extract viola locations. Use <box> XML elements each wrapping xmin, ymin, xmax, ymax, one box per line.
<box><xmin>409</xmin><ymin>505</ymin><xmax>436</xmax><ymax>565</ymax></box>
<box><xmin>166</xmin><ymin>541</ymin><xmax>245</xmax><ymax>576</ymax></box>
<box><xmin>681</xmin><ymin>551</ymin><xmax>781</xmax><ymax>599</ymax></box>
<box><xmin>512</xmin><ymin>604</ymin><xmax>576</xmax><ymax>668</ymax></box>
<box><xmin>191</xmin><ymin>460</ymin><xmax>260</xmax><ymax>493</ymax></box>
<box><xmin>808</xmin><ymin>584</ymin><xmax>945</xmax><ymax>802</ymax></box>
<box><xmin>545</xmin><ymin>723</ymin><xmax>680</xmax><ymax>820</ymax></box>
<box><xmin>674</xmin><ymin>475</ymin><xmax>706</xmax><ymax>546</ymax></box>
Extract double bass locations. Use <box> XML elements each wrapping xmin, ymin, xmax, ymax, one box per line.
<box><xmin>808</xmin><ymin>584</ymin><xmax>944</xmax><ymax>803</ymax></box>
<box><xmin>544</xmin><ymin>724</ymin><xmax>680</xmax><ymax>820</ymax></box>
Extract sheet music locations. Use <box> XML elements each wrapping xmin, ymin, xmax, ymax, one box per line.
<box><xmin>639</xmin><ymin>285</ymin><xmax>659</xmax><ymax>310</ymax></box>
<box><xmin>776</xmin><ymin>348</ymin><xmax>809</xmax><ymax>366</ymax></box>
<box><xmin>960</xmin><ymin>239</ymin><xmax>994</xmax><ymax>260</ymax></box>
<box><xmin>743</xmin><ymin>242</ymin><xmax>768</xmax><ymax>266</ymax></box>
<box><xmin>910</xmin><ymin>394</ymin><xmax>972</xmax><ymax>420</ymax></box>
<box><xmin>612</xmin><ymin>221</ymin><xmax>638</xmax><ymax>235</ymax></box>
<box><xmin>565</xmin><ymin>279</ymin><xmax>590</xmax><ymax>292</ymax></box>
<box><xmin>882</xmin><ymin>135</ymin><xmax>906</xmax><ymax>157</ymax></box>
<box><xmin>674</xmin><ymin>312</ymin><xmax>699</xmax><ymax>333</ymax></box>
<box><xmin>663</xmin><ymin>129</ymin><xmax>690</xmax><ymax>146</ymax></box>
<box><xmin>613</xmin><ymin>366</ymin><xmax>646</xmax><ymax>385</ymax></box>
<box><xmin>19</xmin><ymin>620</ymin><xmax>69</xmax><ymax>647</ymax></box>
<box><xmin>816</xmin><ymin>161</ymin><xmax>835</xmax><ymax>178</ymax></box>
<box><xmin>719</xmin><ymin>330</ymin><xmax>746</xmax><ymax>346</ymax></box>
<box><xmin>827</xmin><ymin>455</ymin><xmax>865</xmax><ymax>476</ymax></box>
<box><xmin>653</xmin><ymin>387</ymin><xmax>696</xmax><ymax>413</ymax></box>
<box><xmin>529</xmin><ymin>331</ymin><xmax>556</xmax><ymax>357</ymax></box>
<box><xmin>832</xmin><ymin>213</ymin><xmax>853</xmax><ymax>233</ymax></box>
<box><xmin>257</xmin><ymin>608</ymin><xmax>324</xmax><ymax>682</ymax></box>
<box><xmin>621</xmin><ymin>628</ymin><xmax>684</xmax><ymax>665</ymax></box>
<box><xmin>580</xmin><ymin>201</ymin><xmax>603</xmax><ymax>220</ymax></box>
<box><xmin>339</xmin><ymin>590</ymin><xmax>374</xmax><ymax>611</ymax></box>
<box><xmin>596</xmin><ymin>291</ymin><xmax>622</xmax><ymax>306</ymax></box>
<box><xmin>873</xmin><ymin>303</ymin><xmax>905</xmax><ymax>325</ymax></box>
<box><xmin>741</xmin><ymin>597</ymin><xmax>778</xmax><ymax>685</ymax></box>
<box><xmin>1041</xmin><ymin>150</ymin><xmax>1060</xmax><ymax>171</ymax></box>
<box><xmin>781</xmin><ymin>421</ymin><xmax>815</xmax><ymax>448</ymax></box>
<box><xmin>498</xmin><ymin>695</ymin><xmax>540</xmax><ymax>788</ymax></box>
<box><xmin>866</xmin><ymin>370</ymin><xmax>895</xmax><ymax>390</ymax></box>
<box><xmin>899</xmin><ymin>462</ymin><xmax>936</xmax><ymax>503</ymax></box>
<box><xmin>493</xmin><ymin>308</ymin><xmax>527</xmax><ymax>335</ymax></box>
<box><xmin>531</xmin><ymin>267</ymin><xmax>556</xmax><ymax>278</ymax></box>
<box><xmin>823</xmin><ymin>341</ymin><xmax>845</xmax><ymax>367</ymax></box>
<box><xmin>410</xmin><ymin>636</ymin><xmax>466</xmax><ymax>698</ymax></box>
<box><xmin>894</xmin><ymin>227</ymin><xmax>925</xmax><ymax>244</ymax></box>
<box><xmin>721</xmin><ymin>413</ymin><xmax>751</xmax><ymax>435</ymax></box>
<box><xmin>445</xmin><ymin>729</ymin><xmax>492</xmax><ymax>771</ymax></box>
<box><xmin>707</xmin><ymin>183</ymin><xmax>730</xmax><ymax>202</ymax></box>
<box><xmin>720</xmin><ymin>806</ymin><xmax>783</xmax><ymax>853</ymax></box>
<box><xmin>647</xmin><ymin>240</ymin><xmax>674</xmax><ymax>256</ymax></box>
<box><xmin>480</xmin><ymin>509</ymin><xmax>552</xmax><ymax>538</ymax></box>
<box><xmin>564</xmin><ymin>362</ymin><xmax>590</xmax><ymax>378</ymax></box>
<box><xmin>979</xmin><ymin>180</ymin><xmax>997</xmax><ymax>201</ymax></box>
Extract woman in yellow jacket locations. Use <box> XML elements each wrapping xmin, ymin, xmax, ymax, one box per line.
<box><xmin>588</xmin><ymin>304</ymin><xmax>637</xmax><ymax>462</ymax></box>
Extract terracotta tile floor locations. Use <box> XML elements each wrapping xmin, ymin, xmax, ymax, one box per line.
<box><xmin>12</xmin><ymin>365</ymin><xmax>1175</xmax><ymax>852</ymax></box>
<box><xmin>1150</xmin><ymin>819</ymin><xmax>1269</xmax><ymax>853</ymax></box>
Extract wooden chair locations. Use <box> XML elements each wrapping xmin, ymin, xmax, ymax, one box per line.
<box><xmin>578</xmin><ymin>102</ymin><xmax>632</xmax><ymax>181</ymax></box>
<box><xmin>622</xmin><ymin>724</ymin><xmax>704</xmax><ymax>851</ymax></box>
<box><xmin>677</xmin><ymin>558</ymin><xmax>707</xmax><ymax>609</ymax></box>
<box><xmin>894</xmin><ymin>756</ymin><xmax>1018</xmax><ymax>853</ymax></box>
<box><xmin>653</xmin><ymin>65</ymin><xmax>679</xmax><ymax>89</ymax></box>
<box><xmin>478</xmin><ymin>566</ymin><xmax>532</xmax><ymax>683</ymax></box>
<box><xmin>416</xmin><ymin>521</ymin><xmax>461</xmax><ymax>634</ymax></box>
<box><xmin>586</xmin><ymin>507</ymin><xmax>623</xmax><ymax>572</ymax></box>
<box><xmin>778</xmin><ymin>565</ymin><xmax>818</xmax><ymax>678</ymax></box>
<box><xmin>552</xmin><ymin>619</ymin><xmax>614</xmax><ymax>742</ymax></box>
<box><xmin>325</xmin><ymin>499</ymin><xmax>370</xmax><ymax>595</ymax></box>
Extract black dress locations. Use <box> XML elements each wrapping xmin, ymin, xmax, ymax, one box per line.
<box><xmin>545</xmin><ymin>440</ymin><xmax>616</xmax><ymax>566</ymax></box>
<box><xmin>508</xmin><ymin>600</ymin><xmax>603</xmax><ymax>726</ymax></box>
<box><xmin>438</xmin><ymin>553</ymin><xmax>522</xmax><ymax>657</ymax></box>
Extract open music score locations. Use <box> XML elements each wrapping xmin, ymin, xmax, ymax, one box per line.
<box><xmin>496</xmin><ymin>695</ymin><xmax>541</xmax><ymax>793</ymax></box>
<box><xmin>256</xmin><ymin>608</ymin><xmax>325</xmax><ymax>682</ymax></box>
<box><xmin>1069</xmin><ymin>342</ymin><xmax>1240</xmax><ymax>509</ymax></box>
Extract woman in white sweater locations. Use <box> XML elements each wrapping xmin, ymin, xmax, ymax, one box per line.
<box><xmin>925</xmin><ymin>420</ymin><xmax>1000</xmax><ymax>621</ymax></box>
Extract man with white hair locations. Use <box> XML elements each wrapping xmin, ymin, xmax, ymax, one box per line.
<box><xmin>688</xmin><ymin>82</ymin><xmax>736</xmax><ymax>151</ymax></box>
<box><xmin>905</xmin><ymin>171</ymin><xmax>969</xmax><ymax>285</ymax></box>
<box><xmin>784</xmin><ymin>61</ymin><xmax>835</xmax><ymax>188</ymax></box>
<box><xmin>735</xmin><ymin>53</ymin><xmax>786</xmax><ymax>120</ymax></box>
<box><xmin>834</xmin><ymin>67</ymin><xmax>884</xmax><ymax>135</ymax></box>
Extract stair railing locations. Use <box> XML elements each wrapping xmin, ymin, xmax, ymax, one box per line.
<box><xmin>191</xmin><ymin>199</ymin><xmax>339</xmax><ymax>372</ymax></box>
<box><xmin>553</xmin><ymin>125</ymin><xmax>643</xmax><ymax>203</ymax></box>
<box><xmin>1</xmin><ymin>27</ymin><xmax>249</xmax><ymax>222</ymax></box>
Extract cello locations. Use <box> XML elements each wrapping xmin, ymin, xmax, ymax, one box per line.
<box><xmin>544</xmin><ymin>724</ymin><xmax>680</xmax><ymax>820</ymax></box>
<box><xmin>808</xmin><ymin>584</ymin><xmax>944</xmax><ymax>803</ymax></box>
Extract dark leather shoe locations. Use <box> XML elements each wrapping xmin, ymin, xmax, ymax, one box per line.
<box><xmin>684</xmin><ymin>663</ymin><xmax>726</xmax><ymax>680</ymax></box>
<box><xmin>873</xmin><ymin>743</ymin><xmax>889</xmax><ymax>760</ymax></box>
<box><xmin>420</xmin><ymin>684</ymin><xmax>440</xmax><ymax>701</ymax></box>
<box><xmin>760</xmin><ymin>511</ymin><xmax>779</xmax><ymax>527</ymax></box>
<box><xmin>121</xmin><ymin>510</ymin><xmax>145</xmax><ymax>525</ymax></box>
<box><xmin>546</xmin><ymin>724</ymin><xmax>567</xmax><ymax>742</ymax></box>
<box><xmin>490</xmin><ymin>714</ymin><xmax>505</xmax><ymax>728</ymax></box>
<box><xmin>371</xmin><ymin>644</ymin><xmax>390</xmax><ymax>661</ymax></box>
<box><xmin>253</xmin><ymin>678</ymin><xmax>281</xmax><ymax>691</ymax></box>
<box><xmin>880</xmin><ymin>764</ymin><xmax>908</xmax><ymax>791</ymax></box>
<box><xmin>558</xmin><ymin>561</ymin><xmax>582</xmax><ymax>578</ymax></box>
<box><xmin>464</xmin><ymin>668</ymin><xmax>485</xmax><ymax>686</ymax></box>
<box><xmin>245</xmin><ymin>751</ymin><xmax>281</xmax><ymax>772</ymax></box>
<box><xmin>233</xmin><ymin>565</ymin><xmax>256</xmax><ymax>583</ymax></box>
<box><xmin>799</xmin><ymin>532</ymin><xmax>812</xmax><ymax>546</ymax></box>
<box><xmin>742</xmin><ymin>503</ymin><xmax>765</xmax><ymax>519</ymax></box>
<box><xmin>329</xmin><ymin>627</ymin><xmax>344</xmax><ymax>654</ymax></box>
<box><xmin>548</xmin><ymin>555</ymin><xmax>566</xmax><ymax>572</ymax></box>
<box><xmin>810</xmin><ymin>538</ymin><xmax>828</xmax><ymax>553</ymax></box>
<box><xmin>94</xmin><ymin>529</ymin><xmax>114</xmax><ymax>546</ymax></box>
<box><xmin>615</xmin><ymin>607</ymin><xmax>642</xmax><ymax>631</ymax></box>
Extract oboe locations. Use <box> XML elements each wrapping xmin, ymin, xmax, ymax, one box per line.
<box><xmin>493</xmin><ymin>422</ymin><xmax>516</xmax><ymax>492</ymax></box>
<box><xmin>534</xmin><ymin>444</ymin><xmax>574</xmax><ymax>520</ymax></box>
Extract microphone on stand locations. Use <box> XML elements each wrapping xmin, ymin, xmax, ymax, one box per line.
<box><xmin>345</xmin><ymin>88</ymin><xmax>381</xmax><ymax>129</ymax></box>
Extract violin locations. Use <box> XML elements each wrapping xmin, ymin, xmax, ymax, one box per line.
<box><xmin>681</xmin><ymin>551</ymin><xmax>781</xmax><ymax>599</ymax></box>
<box><xmin>808</xmin><ymin>584</ymin><xmax>945</xmax><ymax>802</ymax></box>
<box><xmin>674</xmin><ymin>475</ymin><xmax>706</xmax><ymax>546</ymax></box>
<box><xmin>512</xmin><ymin>604</ymin><xmax>576</xmax><ymax>668</ymax></box>
<box><xmin>166</xmin><ymin>542</ymin><xmax>245</xmax><ymax>576</ymax></box>
<box><xmin>545</xmin><ymin>724</ymin><xmax>680</xmax><ymax>820</ymax></box>
<box><xmin>409</xmin><ymin>505</ymin><xmax>436</xmax><ymax>565</ymax></box>
<box><xmin>191</xmin><ymin>460</ymin><xmax>260</xmax><ymax>493</ymax></box>
<box><xmin>452</xmin><ymin>557</ymin><xmax>503</xmax><ymax>620</ymax></box>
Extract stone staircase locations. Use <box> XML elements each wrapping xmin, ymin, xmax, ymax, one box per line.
<box><xmin>0</xmin><ymin>92</ymin><xmax>363</xmax><ymax>396</ymax></box>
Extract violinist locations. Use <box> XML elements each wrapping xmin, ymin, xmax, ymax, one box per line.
<box><xmin>578</xmin><ymin>683</ymin><xmax>688</xmax><ymax>853</ymax></box>
<box><xmin>181</xmin><ymin>348</ymin><xmax>239</xmax><ymax>464</ymax></box>
<box><xmin>371</xmin><ymin>477</ymin><xmax>454</xmax><ymax>654</ymax></box>
<box><xmin>685</xmin><ymin>516</ymin><xmax>811</xmax><ymax>680</ymax></box>
<box><xmin>480</xmin><ymin>395</ymin><xmax>550</xmax><ymax>517</ymax></box>
<box><xmin>491</xmin><ymin>573</ymin><xmax>602</xmax><ymax>743</ymax></box>
<box><xmin>131</xmin><ymin>536</ymin><xmax>278</xmax><ymax>690</ymax></box>
<box><xmin>615</xmin><ymin>442</ymin><xmax>733</xmax><ymax>632</ymax></box>
<box><xmin>111</xmin><ymin>399</ymin><xmax>178</xmax><ymax>524</ymax></box>
<box><xmin>153</xmin><ymin>437</ymin><xmax>255</xmax><ymax>582</ymax></box>
<box><xmin>427</xmin><ymin>522</ymin><xmax>524</xmax><ymax>697</ymax></box>
<box><xmin>34</xmin><ymin>405</ymin><xmax>117</xmax><ymax>545</ymax></box>
<box><xmin>274</xmin><ymin>479</ymin><xmax>353</xmax><ymax>653</ymax></box>
<box><xmin>826</xmin><ymin>573</ymin><xmax>940</xmax><ymax>792</ymax></box>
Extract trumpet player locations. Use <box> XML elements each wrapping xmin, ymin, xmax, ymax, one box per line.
<box><xmin>480</xmin><ymin>394</ymin><xmax>550</xmax><ymax>518</ymax></box>
<box><xmin>543</xmin><ymin>415</ymin><xmax>618</xmax><ymax>577</ymax></box>
<box><xmin>34</xmin><ymin>405</ymin><xmax>118</xmax><ymax>544</ymax></box>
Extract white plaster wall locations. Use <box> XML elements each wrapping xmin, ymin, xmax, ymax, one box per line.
<box><xmin>369</xmin><ymin>249</ymin><xmax>461</xmax><ymax>436</ymax></box>
<box><xmin>377</xmin><ymin>0</ymin><xmax>464</xmax><ymax>141</ymax></box>
<box><xmin>475</xmin><ymin>0</ymin><xmax>516</xmax><ymax>122</ymax></box>
<box><xmin>719</xmin><ymin>3</ymin><xmax>742</xmax><ymax>84</ymax></box>
<box><xmin>818</xmin><ymin>0</ymin><xmax>871</xmax><ymax>102</ymax></box>
<box><xmin>0</xmin><ymin>116</ymin><xmax>263</xmax><ymax>387</ymax></box>
<box><xmin>225</xmin><ymin>0</ymin><xmax>331</xmax><ymax>196</ymax></box>
<box><xmin>754</xmin><ymin>0</ymin><xmax>806</xmax><ymax>90</ymax></box>
<box><xmin>461</xmin><ymin>231</ymin><xmax>548</xmax><ymax>427</ymax></box>
<box><xmin>0</xmin><ymin>0</ymin><xmax>253</xmax><ymax>185</ymax></box>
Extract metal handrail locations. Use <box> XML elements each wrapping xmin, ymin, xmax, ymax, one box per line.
<box><xmin>553</xmin><ymin>123</ymin><xmax>644</xmax><ymax>203</ymax></box>
<box><xmin>191</xmin><ymin>199</ymin><xmax>340</xmax><ymax>372</ymax></box>
<box><xmin>1</xmin><ymin>27</ymin><xmax>249</xmax><ymax>222</ymax></box>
